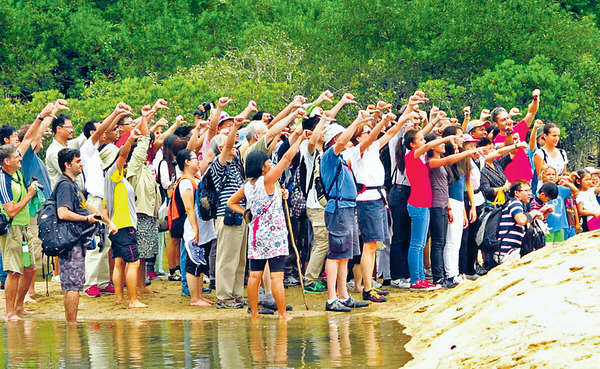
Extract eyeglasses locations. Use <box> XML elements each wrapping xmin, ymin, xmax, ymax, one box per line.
<box><xmin>61</xmin><ymin>125</ymin><xmax>74</xmax><ymax>130</ymax></box>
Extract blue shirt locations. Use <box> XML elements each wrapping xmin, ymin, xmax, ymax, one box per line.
<box><xmin>498</xmin><ymin>198</ymin><xmax>526</xmax><ymax>252</ymax></box>
<box><xmin>321</xmin><ymin>147</ymin><xmax>357</xmax><ymax>213</ymax></box>
<box><xmin>21</xmin><ymin>146</ymin><xmax>52</xmax><ymax>199</ymax></box>
<box><xmin>448</xmin><ymin>174</ymin><xmax>465</xmax><ymax>201</ymax></box>
<box><xmin>543</xmin><ymin>185</ymin><xmax>571</xmax><ymax>233</ymax></box>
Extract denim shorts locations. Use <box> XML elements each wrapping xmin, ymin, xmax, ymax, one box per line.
<box><xmin>325</xmin><ymin>207</ymin><xmax>360</xmax><ymax>259</ymax></box>
<box><xmin>357</xmin><ymin>199</ymin><xmax>389</xmax><ymax>243</ymax></box>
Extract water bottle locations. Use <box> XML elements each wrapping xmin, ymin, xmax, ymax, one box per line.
<box><xmin>22</xmin><ymin>241</ymin><xmax>31</xmax><ymax>268</ymax></box>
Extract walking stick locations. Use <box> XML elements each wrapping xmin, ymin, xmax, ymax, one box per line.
<box><xmin>283</xmin><ymin>201</ymin><xmax>309</xmax><ymax>310</ymax></box>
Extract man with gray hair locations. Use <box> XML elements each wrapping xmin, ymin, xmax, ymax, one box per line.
<box><xmin>0</xmin><ymin>144</ymin><xmax>39</xmax><ymax>321</ymax></box>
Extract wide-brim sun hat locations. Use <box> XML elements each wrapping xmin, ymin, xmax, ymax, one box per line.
<box><xmin>324</xmin><ymin>123</ymin><xmax>346</xmax><ymax>146</ymax></box>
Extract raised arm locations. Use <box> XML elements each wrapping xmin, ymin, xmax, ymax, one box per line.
<box><xmin>208</xmin><ymin>97</ymin><xmax>232</xmax><ymax>143</ymax></box>
<box><xmin>429</xmin><ymin>147</ymin><xmax>479</xmax><ymax>169</ymax></box>
<box><xmin>92</xmin><ymin>102</ymin><xmax>133</xmax><ymax>146</ymax></box>
<box><xmin>218</xmin><ymin>117</ymin><xmax>244</xmax><ymax>165</ymax></box>
<box><xmin>333</xmin><ymin>111</ymin><xmax>370</xmax><ymax>155</ymax></box>
<box><xmin>524</xmin><ymin>89</ymin><xmax>540</xmax><ymax>127</ymax></box>
<box><xmin>18</xmin><ymin>102</ymin><xmax>56</xmax><ymax>154</ymax></box>
<box><xmin>378</xmin><ymin>110</ymin><xmax>420</xmax><ymax>149</ymax></box>
<box><xmin>307</xmin><ymin>115</ymin><xmax>331</xmax><ymax>155</ymax></box>
<box><xmin>529</xmin><ymin>119</ymin><xmax>544</xmax><ymax>153</ymax></box>
<box><xmin>238</xmin><ymin>100</ymin><xmax>258</xmax><ymax>120</ymax></box>
<box><xmin>270</xmin><ymin>95</ymin><xmax>305</xmax><ymax>126</ymax></box>
<box><xmin>461</xmin><ymin>106</ymin><xmax>471</xmax><ymax>132</ymax></box>
<box><xmin>264</xmin><ymin>131</ymin><xmax>310</xmax><ymax>190</ymax></box>
<box><xmin>265</xmin><ymin>108</ymin><xmax>305</xmax><ymax>146</ymax></box>
<box><xmin>359</xmin><ymin>112</ymin><xmax>396</xmax><ymax>154</ymax></box>
<box><xmin>413</xmin><ymin>135</ymin><xmax>455</xmax><ymax>158</ymax></box>
<box><xmin>325</xmin><ymin>93</ymin><xmax>357</xmax><ymax>119</ymax></box>
<box><xmin>485</xmin><ymin>141</ymin><xmax>527</xmax><ymax>161</ymax></box>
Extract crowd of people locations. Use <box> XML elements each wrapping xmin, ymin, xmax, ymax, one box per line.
<box><xmin>0</xmin><ymin>88</ymin><xmax>596</xmax><ymax>322</ymax></box>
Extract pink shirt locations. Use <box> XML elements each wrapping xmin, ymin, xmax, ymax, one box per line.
<box><xmin>405</xmin><ymin>149</ymin><xmax>432</xmax><ymax>208</ymax></box>
<box><xmin>494</xmin><ymin>119</ymin><xmax>533</xmax><ymax>182</ymax></box>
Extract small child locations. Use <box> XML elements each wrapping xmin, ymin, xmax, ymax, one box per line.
<box><xmin>575</xmin><ymin>169</ymin><xmax>600</xmax><ymax>231</ymax></box>
<box><xmin>529</xmin><ymin>181</ymin><xmax>558</xmax><ymax>242</ymax></box>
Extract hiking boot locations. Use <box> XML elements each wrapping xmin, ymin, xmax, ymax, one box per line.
<box><xmin>84</xmin><ymin>285</ymin><xmax>101</xmax><ymax>298</ymax></box>
<box><xmin>284</xmin><ymin>276</ymin><xmax>300</xmax><ymax>287</ymax></box>
<box><xmin>391</xmin><ymin>278</ymin><xmax>410</xmax><ymax>289</ymax></box>
<box><xmin>304</xmin><ymin>281</ymin><xmax>327</xmax><ymax>293</ymax></box>
<box><xmin>341</xmin><ymin>295</ymin><xmax>369</xmax><ymax>308</ymax></box>
<box><xmin>362</xmin><ymin>289</ymin><xmax>387</xmax><ymax>303</ymax></box>
<box><xmin>100</xmin><ymin>283</ymin><xmax>115</xmax><ymax>294</ymax></box>
<box><xmin>216</xmin><ymin>300</ymin><xmax>244</xmax><ymax>309</ymax></box>
<box><xmin>168</xmin><ymin>270</ymin><xmax>182</xmax><ymax>282</ymax></box>
<box><xmin>325</xmin><ymin>299</ymin><xmax>351</xmax><ymax>312</ymax></box>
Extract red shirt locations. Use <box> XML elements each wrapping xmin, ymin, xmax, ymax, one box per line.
<box><xmin>405</xmin><ymin>149</ymin><xmax>432</xmax><ymax>208</ymax></box>
<box><xmin>115</xmin><ymin>131</ymin><xmax>131</xmax><ymax>148</ymax></box>
<box><xmin>494</xmin><ymin>119</ymin><xmax>533</xmax><ymax>182</ymax></box>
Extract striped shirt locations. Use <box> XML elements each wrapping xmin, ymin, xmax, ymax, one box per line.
<box><xmin>0</xmin><ymin>169</ymin><xmax>30</xmax><ymax>226</ymax></box>
<box><xmin>209</xmin><ymin>154</ymin><xmax>245</xmax><ymax>217</ymax></box>
<box><xmin>498</xmin><ymin>198</ymin><xmax>526</xmax><ymax>252</ymax></box>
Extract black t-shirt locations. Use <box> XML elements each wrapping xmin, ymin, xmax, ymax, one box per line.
<box><xmin>55</xmin><ymin>174</ymin><xmax>89</xmax><ymax>216</ymax></box>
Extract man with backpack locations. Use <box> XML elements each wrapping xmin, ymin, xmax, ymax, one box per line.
<box><xmin>54</xmin><ymin>148</ymin><xmax>105</xmax><ymax>322</ymax></box>
<box><xmin>0</xmin><ymin>144</ymin><xmax>40</xmax><ymax>321</ymax></box>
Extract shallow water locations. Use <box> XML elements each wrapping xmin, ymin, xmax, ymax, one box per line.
<box><xmin>0</xmin><ymin>315</ymin><xmax>411</xmax><ymax>368</ymax></box>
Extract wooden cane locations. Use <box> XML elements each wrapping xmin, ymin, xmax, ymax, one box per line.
<box><xmin>283</xmin><ymin>201</ymin><xmax>310</xmax><ymax>310</ymax></box>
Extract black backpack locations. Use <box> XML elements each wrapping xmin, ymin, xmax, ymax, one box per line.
<box><xmin>475</xmin><ymin>204</ymin><xmax>506</xmax><ymax>253</ymax></box>
<box><xmin>196</xmin><ymin>174</ymin><xmax>218</xmax><ymax>221</ymax></box>
<box><xmin>520</xmin><ymin>215</ymin><xmax>546</xmax><ymax>257</ymax></box>
<box><xmin>37</xmin><ymin>178</ymin><xmax>81</xmax><ymax>257</ymax></box>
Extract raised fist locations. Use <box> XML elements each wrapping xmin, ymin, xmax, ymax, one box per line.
<box><xmin>247</xmin><ymin>100</ymin><xmax>258</xmax><ymax>112</ymax></box>
<box><xmin>218</xmin><ymin>97</ymin><xmax>232</xmax><ymax>108</ymax></box>
<box><xmin>175</xmin><ymin>115</ymin><xmax>185</xmax><ymax>125</ymax></box>
<box><xmin>509</xmin><ymin>107</ymin><xmax>521</xmax><ymax>118</ymax></box>
<box><xmin>463</xmin><ymin>106</ymin><xmax>471</xmax><ymax>117</ymax></box>
<box><xmin>39</xmin><ymin>103</ymin><xmax>55</xmax><ymax>118</ymax></box>
<box><xmin>532</xmin><ymin>89</ymin><xmax>540</xmax><ymax>100</ymax></box>
<box><xmin>153</xmin><ymin>98</ymin><xmax>169</xmax><ymax>110</ymax></box>
<box><xmin>318</xmin><ymin>90</ymin><xmax>334</xmax><ymax>104</ymax></box>
<box><xmin>116</xmin><ymin>102</ymin><xmax>132</xmax><ymax>112</ymax></box>
<box><xmin>479</xmin><ymin>109</ymin><xmax>491</xmax><ymax>121</ymax></box>
<box><xmin>341</xmin><ymin>93</ymin><xmax>357</xmax><ymax>105</ymax></box>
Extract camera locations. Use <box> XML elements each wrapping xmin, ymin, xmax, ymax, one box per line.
<box><xmin>194</xmin><ymin>102</ymin><xmax>214</xmax><ymax>120</ymax></box>
<box><xmin>31</xmin><ymin>177</ymin><xmax>44</xmax><ymax>192</ymax></box>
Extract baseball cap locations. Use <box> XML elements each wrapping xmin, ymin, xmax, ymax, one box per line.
<box><xmin>462</xmin><ymin>134</ymin><xmax>480</xmax><ymax>144</ymax></box>
<box><xmin>218</xmin><ymin>112</ymin><xmax>233</xmax><ymax>126</ymax></box>
<box><xmin>466</xmin><ymin>120</ymin><xmax>491</xmax><ymax>133</ymax></box>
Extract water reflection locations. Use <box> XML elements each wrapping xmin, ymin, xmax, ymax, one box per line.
<box><xmin>0</xmin><ymin>316</ymin><xmax>411</xmax><ymax>368</ymax></box>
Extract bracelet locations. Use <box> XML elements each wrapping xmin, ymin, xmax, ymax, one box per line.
<box><xmin>36</xmin><ymin>115</ymin><xmax>43</xmax><ymax>121</ymax></box>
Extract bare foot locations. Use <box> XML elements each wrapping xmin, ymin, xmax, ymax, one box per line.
<box><xmin>199</xmin><ymin>296</ymin><xmax>215</xmax><ymax>305</ymax></box>
<box><xmin>16</xmin><ymin>308</ymin><xmax>35</xmax><ymax>316</ymax></box>
<box><xmin>190</xmin><ymin>300</ymin><xmax>212</xmax><ymax>307</ymax></box>
<box><xmin>24</xmin><ymin>295</ymin><xmax>37</xmax><ymax>304</ymax></box>
<box><xmin>5</xmin><ymin>313</ymin><xmax>21</xmax><ymax>321</ymax></box>
<box><xmin>128</xmin><ymin>300</ymin><xmax>148</xmax><ymax>308</ymax></box>
<box><xmin>278</xmin><ymin>313</ymin><xmax>293</xmax><ymax>321</ymax></box>
<box><xmin>115</xmin><ymin>297</ymin><xmax>125</xmax><ymax>305</ymax></box>
<box><xmin>250</xmin><ymin>312</ymin><xmax>262</xmax><ymax>319</ymax></box>
<box><xmin>140</xmin><ymin>287</ymin><xmax>157</xmax><ymax>294</ymax></box>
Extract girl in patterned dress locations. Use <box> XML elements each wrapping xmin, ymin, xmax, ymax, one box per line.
<box><xmin>228</xmin><ymin>128</ymin><xmax>310</xmax><ymax>320</ymax></box>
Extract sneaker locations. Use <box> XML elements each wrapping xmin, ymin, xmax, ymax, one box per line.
<box><xmin>168</xmin><ymin>270</ymin><xmax>182</xmax><ymax>282</ymax></box>
<box><xmin>100</xmin><ymin>283</ymin><xmax>115</xmax><ymax>294</ymax></box>
<box><xmin>362</xmin><ymin>289</ymin><xmax>387</xmax><ymax>303</ymax></box>
<box><xmin>371</xmin><ymin>279</ymin><xmax>382</xmax><ymax>289</ymax></box>
<box><xmin>410</xmin><ymin>280</ymin><xmax>437</xmax><ymax>291</ymax></box>
<box><xmin>391</xmin><ymin>278</ymin><xmax>411</xmax><ymax>289</ymax></box>
<box><xmin>424</xmin><ymin>268</ymin><xmax>433</xmax><ymax>279</ymax></box>
<box><xmin>147</xmin><ymin>271</ymin><xmax>160</xmax><ymax>280</ymax></box>
<box><xmin>465</xmin><ymin>274</ymin><xmax>479</xmax><ymax>281</ymax></box>
<box><xmin>325</xmin><ymin>299</ymin><xmax>351</xmax><ymax>312</ymax></box>
<box><xmin>341</xmin><ymin>295</ymin><xmax>369</xmax><ymax>308</ymax></box>
<box><xmin>209</xmin><ymin>280</ymin><xmax>216</xmax><ymax>291</ymax></box>
<box><xmin>185</xmin><ymin>240</ymin><xmax>207</xmax><ymax>265</ymax></box>
<box><xmin>85</xmin><ymin>285</ymin><xmax>101</xmax><ymax>298</ymax></box>
<box><xmin>374</xmin><ymin>288</ymin><xmax>390</xmax><ymax>296</ymax></box>
<box><xmin>51</xmin><ymin>275</ymin><xmax>61</xmax><ymax>283</ymax></box>
<box><xmin>284</xmin><ymin>276</ymin><xmax>300</xmax><ymax>287</ymax></box>
<box><xmin>382</xmin><ymin>279</ymin><xmax>391</xmax><ymax>286</ymax></box>
<box><xmin>474</xmin><ymin>264</ymin><xmax>488</xmax><ymax>276</ymax></box>
<box><xmin>216</xmin><ymin>300</ymin><xmax>244</xmax><ymax>309</ymax></box>
<box><xmin>262</xmin><ymin>300</ymin><xmax>293</xmax><ymax>311</ymax></box>
<box><xmin>304</xmin><ymin>281</ymin><xmax>327</xmax><ymax>293</ymax></box>
<box><xmin>235</xmin><ymin>297</ymin><xmax>248</xmax><ymax>306</ymax></box>
<box><xmin>442</xmin><ymin>276</ymin><xmax>461</xmax><ymax>289</ymax></box>
<box><xmin>202</xmin><ymin>287</ymin><xmax>211</xmax><ymax>293</ymax></box>
<box><xmin>421</xmin><ymin>279</ymin><xmax>441</xmax><ymax>290</ymax></box>
<box><xmin>347</xmin><ymin>279</ymin><xmax>356</xmax><ymax>291</ymax></box>
<box><xmin>0</xmin><ymin>282</ymin><xmax>4</xmax><ymax>290</ymax></box>
<box><xmin>203</xmin><ymin>275</ymin><xmax>210</xmax><ymax>284</ymax></box>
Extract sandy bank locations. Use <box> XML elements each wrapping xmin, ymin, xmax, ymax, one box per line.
<box><xmin>393</xmin><ymin>232</ymin><xmax>600</xmax><ymax>368</ymax></box>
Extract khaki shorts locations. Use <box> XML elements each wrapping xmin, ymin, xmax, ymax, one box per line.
<box><xmin>27</xmin><ymin>217</ymin><xmax>43</xmax><ymax>270</ymax></box>
<box><xmin>0</xmin><ymin>225</ymin><xmax>33</xmax><ymax>274</ymax></box>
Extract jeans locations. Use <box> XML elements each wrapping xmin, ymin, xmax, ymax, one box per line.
<box><xmin>0</xmin><ymin>251</ymin><xmax>6</xmax><ymax>286</ymax></box>
<box><xmin>407</xmin><ymin>204</ymin><xmax>430</xmax><ymax>284</ymax></box>
<box><xmin>389</xmin><ymin>185</ymin><xmax>411</xmax><ymax>280</ymax></box>
<box><xmin>429</xmin><ymin>207</ymin><xmax>448</xmax><ymax>282</ymax></box>
<box><xmin>180</xmin><ymin>239</ymin><xmax>189</xmax><ymax>295</ymax></box>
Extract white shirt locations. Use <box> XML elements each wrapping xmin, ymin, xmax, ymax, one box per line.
<box><xmin>576</xmin><ymin>188</ymin><xmax>600</xmax><ymax>221</ymax></box>
<box><xmin>388</xmin><ymin>129</ymin><xmax>410</xmax><ymax>186</ymax></box>
<box><xmin>343</xmin><ymin>141</ymin><xmax>385</xmax><ymax>201</ymax></box>
<box><xmin>80</xmin><ymin>137</ymin><xmax>105</xmax><ymax>198</ymax></box>
<box><xmin>180</xmin><ymin>178</ymin><xmax>216</xmax><ymax>245</ymax></box>
<box><xmin>534</xmin><ymin>147</ymin><xmax>568</xmax><ymax>191</ymax></box>
<box><xmin>470</xmin><ymin>156</ymin><xmax>486</xmax><ymax>207</ymax></box>
<box><xmin>299</xmin><ymin>141</ymin><xmax>324</xmax><ymax>210</ymax></box>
